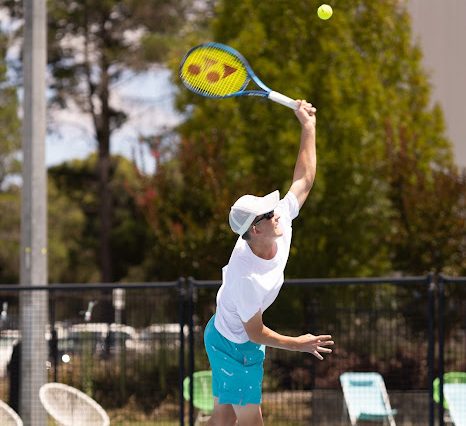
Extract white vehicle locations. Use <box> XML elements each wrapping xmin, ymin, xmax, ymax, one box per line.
<box><xmin>65</xmin><ymin>323</ymin><xmax>136</xmax><ymax>355</ymax></box>
<box><xmin>135</xmin><ymin>323</ymin><xmax>198</xmax><ymax>351</ymax></box>
<box><xmin>0</xmin><ymin>330</ymin><xmax>20</xmax><ymax>377</ymax></box>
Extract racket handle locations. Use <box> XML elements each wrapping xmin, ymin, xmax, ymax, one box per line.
<box><xmin>268</xmin><ymin>91</ymin><xmax>298</xmax><ymax>110</ymax></box>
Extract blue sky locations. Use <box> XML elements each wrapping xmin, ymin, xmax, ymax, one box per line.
<box><xmin>1</xmin><ymin>9</ymin><xmax>183</xmax><ymax>176</ymax></box>
<box><xmin>46</xmin><ymin>68</ymin><xmax>183</xmax><ymax>174</ymax></box>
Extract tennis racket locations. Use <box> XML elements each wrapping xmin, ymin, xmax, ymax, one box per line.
<box><xmin>179</xmin><ymin>42</ymin><xmax>299</xmax><ymax>110</ymax></box>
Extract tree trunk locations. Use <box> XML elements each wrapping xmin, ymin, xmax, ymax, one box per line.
<box><xmin>95</xmin><ymin>66</ymin><xmax>114</xmax><ymax>325</ymax></box>
<box><xmin>98</xmin><ymin>135</ymin><xmax>112</xmax><ymax>283</ymax></box>
<box><xmin>97</xmin><ymin>58</ymin><xmax>112</xmax><ymax>284</ymax></box>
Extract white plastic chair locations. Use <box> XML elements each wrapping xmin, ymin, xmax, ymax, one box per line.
<box><xmin>0</xmin><ymin>400</ymin><xmax>23</xmax><ymax>426</ymax></box>
<box><xmin>340</xmin><ymin>372</ymin><xmax>397</xmax><ymax>426</ymax></box>
<box><xmin>39</xmin><ymin>383</ymin><xmax>110</xmax><ymax>426</ymax></box>
<box><xmin>433</xmin><ymin>372</ymin><xmax>466</xmax><ymax>426</ymax></box>
<box><xmin>444</xmin><ymin>383</ymin><xmax>466</xmax><ymax>426</ymax></box>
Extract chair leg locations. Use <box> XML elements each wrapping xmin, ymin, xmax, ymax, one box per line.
<box><xmin>195</xmin><ymin>411</ymin><xmax>211</xmax><ymax>425</ymax></box>
<box><xmin>388</xmin><ymin>414</ymin><xmax>396</xmax><ymax>426</ymax></box>
<box><xmin>341</xmin><ymin>400</ymin><xmax>354</xmax><ymax>425</ymax></box>
<box><xmin>341</xmin><ymin>399</ymin><xmax>346</xmax><ymax>424</ymax></box>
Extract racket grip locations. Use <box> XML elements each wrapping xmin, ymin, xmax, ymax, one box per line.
<box><xmin>268</xmin><ymin>91</ymin><xmax>298</xmax><ymax>110</ymax></box>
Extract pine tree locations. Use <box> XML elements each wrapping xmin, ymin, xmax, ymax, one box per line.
<box><xmin>0</xmin><ymin>33</ymin><xmax>21</xmax><ymax>189</ymax></box>
<box><xmin>0</xmin><ymin>33</ymin><xmax>21</xmax><ymax>283</ymax></box>
<box><xmin>3</xmin><ymin>0</ymin><xmax>194</xmax><ymax>284</ymax></box>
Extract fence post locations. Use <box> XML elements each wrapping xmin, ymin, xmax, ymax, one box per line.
<box><xmin>49</xmin><ymin>291</ymin><xmax>59</xmax><ymax>382</ymax></box>
<box><xmin>178</xmin><ymin>277</ymin><xmax>186</xmax><ymax>426</ymax></box>
<box><xmin>20</xmin><ymin>1</ymin><xmax>48</xmax><ymax>423</ymax></box>
<box><xmin>187</xmin><ymin>277</ymin><xmax>195</xmax><ymax>426</ymax></box>
<box><xmin>427</xmin><ymin>273</ymin><xmax>436</xmax><ymax>426</ymax></box>
<box><xmin>438</xmin><ymin>274</ymin><xmax>445</xmax><ymax>426</ymax></box>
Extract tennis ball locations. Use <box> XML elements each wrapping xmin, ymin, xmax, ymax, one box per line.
<box><xmin>317</xmin><ymin>4</ymin><xmax>333</xmax><ymax>20</ymax></box>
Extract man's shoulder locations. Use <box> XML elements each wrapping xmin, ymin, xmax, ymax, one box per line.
<box><xmin>229</xmin><ymin>246</ymin><xmax>255</xmax><ymax>272</ymax></box>
<box><xmin>277</xmin><ymin>191</ymin><xmax>300</xmax><ymax>220</ymax></box>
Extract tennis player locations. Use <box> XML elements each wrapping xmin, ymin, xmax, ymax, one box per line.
<box><xmin>204</xmin><ymin>100</ymin><xmax>334</xmax><ymax>425</ymax></box>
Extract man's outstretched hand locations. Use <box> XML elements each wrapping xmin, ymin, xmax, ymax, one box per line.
<box><xmin>295</xmin><ymin>333</ymin><xmax>334</xmax><ymax>360</ymax></box>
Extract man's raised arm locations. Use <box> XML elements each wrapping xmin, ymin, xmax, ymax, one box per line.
<box><xmin>289</xmin><ymin>100</ymin><xmax>317</xmax><ymax>209</ymax></box>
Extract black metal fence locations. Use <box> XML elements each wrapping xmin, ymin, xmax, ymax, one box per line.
<box><xmin>0</xmin><ymin>275</ymin><xmax>464</xmax><ymax>425</ymax></box>
<box><xmin>0</xmin><ymin>282</ymin><xmax>184</xmax><ymax>426</ymax></box>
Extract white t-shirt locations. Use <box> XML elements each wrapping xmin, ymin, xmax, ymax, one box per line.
<box><xmin>214</xmin><ymin>192</ymin><xmax>300</xmax><ymax>343</ymax></box>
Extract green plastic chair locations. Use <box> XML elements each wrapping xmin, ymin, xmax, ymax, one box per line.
<box><xmin>433</xmin><ymin>371</ymin><xmax>466</xmax><ymax>409</ymax></box>
<box><xmin>183</xmin><ymin>370</ymin><xmax>214</xmax><ymax>424</ymax></box>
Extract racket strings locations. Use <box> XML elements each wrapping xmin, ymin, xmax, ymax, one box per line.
<box><xmin>180</xmin><ymin>46</ymin><xmax>249</xmax><ymax>97</ymax></box>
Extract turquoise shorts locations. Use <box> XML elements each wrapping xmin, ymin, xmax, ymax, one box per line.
<box><xmin>204</xmin><ymin>315</ymin><xmax>266</xmax><ymax>406</ymax></box>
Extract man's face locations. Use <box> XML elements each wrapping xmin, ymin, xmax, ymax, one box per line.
<box><xmin>252</xmin><ymin>210</ymin><xmax>283</xmax><ymax>239</ymax></box>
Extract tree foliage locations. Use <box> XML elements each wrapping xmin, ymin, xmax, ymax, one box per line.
<box><xmin>3</xmin><ymin>0</ymin><xmax>196</xmax><ymax>283</ymax></box>
<box><xmin>144</xmin><ymin>0</ymin><xmax>462</xmax><ymax>280</ymax></box>
<box><xmin>387</xmin><ymin>145</ymin><xmax>466</xmax><ymax>275</ymax></box>
<box><xmin>0</xmin><ymin>33</ymin><xmax>21</xmax><ymax>188</ymax></box>
<box><xmin>0</xmin><ymin>188</ymin><xmax>20</xmax><ymax>283</ymax></box>
<box><xmin>0</xmin><ymin>0</ymin><xmax>463</xmax><ymax>283</ymax></box>
<box><xmin>48</xmin><ymin>154</ymin><xmax>154</xmax><ymax>284</ymax></box>
<box><xmin>0</xmin><ymin>32</ymin><xmax>21</xmax><ymax>283</ymax></box>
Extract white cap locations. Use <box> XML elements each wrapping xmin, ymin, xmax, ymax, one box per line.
<box><xmin>228</xmin><ymin>190</ymin><xmax>280</xmax><ymax>236</ymax></box>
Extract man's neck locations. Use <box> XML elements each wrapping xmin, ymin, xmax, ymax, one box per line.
<box><xmin>248</xmin><ymin>239</ymin><xmax>278</xmax><ymax>260</ymax></box>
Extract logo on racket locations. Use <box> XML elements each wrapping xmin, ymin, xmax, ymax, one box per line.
<box><xmin>180</xmin><ymin>46</ymin><xmax>249</xmax><ymax>96</ymax></box>
<box><xmin>186</xmin><ymin>58</ymin><xmax>237</xmax><ymax>83</ymax></box>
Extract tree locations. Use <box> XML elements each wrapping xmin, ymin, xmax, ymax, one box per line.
<box><xmin>387</xmin><ymin>143</ymin><xmax>466</xmax><ymax>275</ymax></box>
<box><xmin>141</xmin><ymin>0</ymin><xmax>462</xmax><ymax>282</ymax></box>
<box><xmin>0</xmin><ymin>32</ymin><xmax>21</xmax><ymax>189</ymax></box>
<box><xmin>47</xmin><ymin>154</ymin><xmax>154</xmax><ymax>322</ymax></box>
<box><xmin>47</xmin><ymin>177</ymin><xmax>92</xmax><ymax>283</ymax></box>
<box><xmin>0</xmin><ymin>189</ymin><xmax>20</xmax><ymax>283</ymax></box>
<box><xmin>3</xmin><ymin>0</ymin><xmax>194</xmax><ymax>283</ymax></box>
<box><xmin>139</xmin><ymin>130</ymin><xmax>235</xmax><ymax>280</ymax></box>
<box><xmin>48</xmin><ymin>154</ymin><xmax>154</xmax><ymax>285</ymax></box>
<box><xmin>0</xmin><ymin>32</ymin><xmax>21</xmax><ymax>283</ymax></box>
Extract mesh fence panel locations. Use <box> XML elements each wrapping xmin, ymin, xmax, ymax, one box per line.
<box><xmin>0</xmin><ymin>284</ymin><xmax>183</xmax><ymax>426</ymax></box>
<box><xmin>191</xmin><ymin>278</ymin><xmax>433</xmax><ymax>426</ymax></box>
<box><xmin>0</xmin><ymin>277</ymin><xmax>463</xmax><ymax>425</ymax></box>
<box><xmin>442</xmin><ymin>279</ymin><xmax>466</xmax><ymax>374</ymax></box>
<box><xmin>437</xmin><ymin>278</ymin><xmax>466</xmax><ymax>425</ymax></box>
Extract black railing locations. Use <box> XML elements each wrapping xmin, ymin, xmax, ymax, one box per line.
<box><xmin>0</xmin><ymin>274</ymin><xmax>464</xmax><ymax>425</ymax></box>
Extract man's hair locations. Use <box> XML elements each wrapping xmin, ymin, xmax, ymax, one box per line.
<box><xmin>242</xmin><ymin>229</ymin><xmax>251</xmax><ymax>241</ymax></box>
